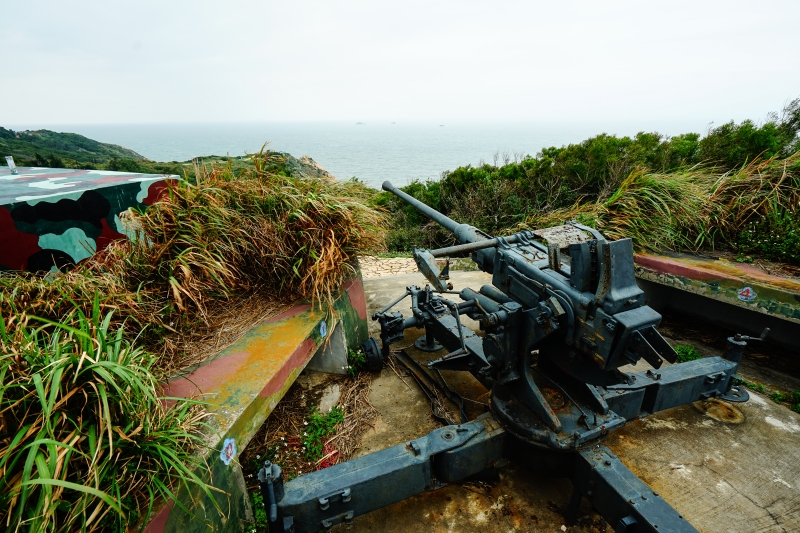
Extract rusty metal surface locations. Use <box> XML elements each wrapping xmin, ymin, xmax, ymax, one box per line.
<box><xmin>533</xmin><ymin>224</ymin><xmax>591</xmax><ymax>248</ymax></box>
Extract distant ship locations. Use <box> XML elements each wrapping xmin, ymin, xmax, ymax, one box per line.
<box><xmin>439</xmin><ymin>124</ymin><xmax>445</xmax><ymax>127</ymax></box>
<box><xmin>356</xmin><ymin>122</ymin><xmax>365</xmax><ymax>125</ymax></box>
<box><xmin>391</xmin><ymin>122</ymin><xmax>396</xmax><ymax>124</ymax></box>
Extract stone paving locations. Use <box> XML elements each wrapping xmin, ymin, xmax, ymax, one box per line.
<box><xmin>359</xmin><ymin>256</ymin><xmax>479</xmax><ymax>279</ymax></box>
<box><xmin>358</xmin><ymin>256</ymin><xmax>418</xmax><ymax>278</ymax></box>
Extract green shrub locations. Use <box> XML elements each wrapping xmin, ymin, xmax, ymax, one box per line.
<box><xmin>674</xmin><ymin>344</ymin><xmax>701</xmax><ymax>363</ymax></box>
<box><xmin>247</xmin><ymin>490</ymin><xmax>269</xmax><ymax>533</ymax></box>
<box><xmin>347</xmin><ymin>348</ymin><xmax>367</xmax><ymax>377</ymax></box>
<box><xmin>302</xmin><ymin>406</ymin><xmax>344</xmax><ymax>462</ymax></box>
<box><xmin>381</xmin><ymin>97</ymin><xmax>800</xmax><ymax>261</ymax></box>
<box><xmin>734</xmin><ymin>209</ymin><xmax>800</xmax><ymax>264</ymax></box>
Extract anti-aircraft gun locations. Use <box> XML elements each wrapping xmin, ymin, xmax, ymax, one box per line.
<box><xmin>258</xmin><ymin>181</ymin><xmax>759</xmax><ymax>533</ymax></box>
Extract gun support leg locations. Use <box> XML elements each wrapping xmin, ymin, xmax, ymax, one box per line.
<box><xmin>572</xmin><ymin>446</ymin><xmax>698</xmax><ymax>533</ymax></box>
<box><xmin>275</xmin><ymin>414</ymin><xmax>505</xmax><ymax>532</ymax></box>
<box><xmin>414</xmin><ymin>323</ymin><xmax>443</xmax><ymax>352</ymax></box>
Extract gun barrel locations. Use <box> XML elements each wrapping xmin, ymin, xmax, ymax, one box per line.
<box><xmin>382</xmin><ymin>180</ymin><xmax>464</xmax><ymax>235</ymax></box>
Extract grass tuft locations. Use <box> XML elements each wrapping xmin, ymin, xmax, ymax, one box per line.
<box><xmin>673</xmin><ymin>344</ymin><xmax>702</xmax><ymax>363</ymax></box>
<box><xmin>0</xmin><ymin>300</ymin><xmax>214</xmax><ymax>532</ymax></box>
<box><xmin>0</xmin><ymin>147</ymin><xmax>386</xmax><ymax>529</ymax></box>
<box><xmin>519</xmin><ymin>153</ymin><xmax>800</xmax><ymax>262</ymax></box>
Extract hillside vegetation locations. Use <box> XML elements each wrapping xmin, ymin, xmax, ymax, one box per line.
<box><xmin>378</xmin><ymin>97</ymin><xmax>800</xmax><ymax>266</ymax></box>
<box><xmin>0</xmin><ymin>127</ymin><xmax>144</xmax><ymax>163</ymax></box>
<box><xmin>0</xmin><ymin>127</ymin><xmax>337</xmax><ymax>182</ymax></box>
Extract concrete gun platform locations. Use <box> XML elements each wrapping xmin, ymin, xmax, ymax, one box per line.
<box><xmin>348</xmin><ymin>270</ymin><xmax>800</xmax><ymax>532</ymax></box>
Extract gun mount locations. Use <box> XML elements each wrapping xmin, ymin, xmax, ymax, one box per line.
<box><xmin>258</xmin><ymin>180</ymin><xmax>756</xmax><ymax>533</ymax></box>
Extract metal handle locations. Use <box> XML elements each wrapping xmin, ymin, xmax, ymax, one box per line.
<box><xmin>734</xmin><ymin>327</ymin><xmax>770</xmax><ymax>342</ymax></box>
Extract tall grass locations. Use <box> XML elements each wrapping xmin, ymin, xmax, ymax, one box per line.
<box><xmin>0</xmin><ymin>297</ymin><xmax>215</xmax><ymax>532</ymax></box>
<box><xmin>521</xmin><ymin>153</ymin><xmax>800</xmax><ymax>261</ymax></box>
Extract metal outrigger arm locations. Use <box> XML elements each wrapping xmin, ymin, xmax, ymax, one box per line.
<box><xmin>261</xmin><ymin>411</ymin><xmax>697</xmax><ymax>532</ymax></box>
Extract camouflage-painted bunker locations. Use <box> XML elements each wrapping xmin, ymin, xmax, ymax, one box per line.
<box><xmin>0</xmin><ymin>167</ymin><xmax>178</xmax><ymax>271</ymax></box>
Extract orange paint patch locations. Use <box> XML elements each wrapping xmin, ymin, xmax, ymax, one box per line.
<box><xmin>260</xmin><ymin>338</ymin><xmax>317</xmax><ymax>398</ymax></box>
<box><xmin>162</xmin><ymin>350</ymin><xmax>251</xmax><ymax>399</ymax></box>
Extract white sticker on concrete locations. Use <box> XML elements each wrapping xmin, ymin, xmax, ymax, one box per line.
<box><xmin>737</xmin><ymin>287</ymin><xmax>757</xmax><ymax>301</ymax></box>
<box><xmin>220</xmin><ymin>437</ymin><xmax>237</xmax><ymax>465</ymax></box>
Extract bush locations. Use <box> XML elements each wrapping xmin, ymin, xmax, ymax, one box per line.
<box><xmin>734</xmin><ymin>210</ymin><xmax>800</xmax><ymax>264</ymax></box>
<box><xmin>347</xmin><ymin>348</ymin><xmax>366</xmax><ymax>377</ymax></box>
<box><xmin>1</xmin><ymin>149</ymin><xmax>386</xmax><ymax>371</ymax></box>
<box><xmin>106</xmin><ymin>158</ymin><xmax>145</xmax><ymax>173</ymax></box>
<box><xmin>381</xmin><ymin>97</ymin><xmax>800</xmax><ymax>258</ymax></box>
<box><xmin>674</xmin><ymin>344</ymin><xmax>701</xmax><ymax>363</ymax></box>
<box><xmin>302</xmin><ymin>406</ymin><xmax>344</xmax><ymax>461</ymax></box>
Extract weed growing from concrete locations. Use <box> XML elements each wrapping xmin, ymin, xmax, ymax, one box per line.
<box><xmin>302</xmin><ymin>406</ymin><xmax>345</xmax><ymax>462</ymax></box>
<box><xmin>745</xmin><ymin>381</ymin><xmax>766</xmax><ymax>393</ymax></box>
<box><xmin>674</xmin><ymin>344</ymin><xmax>702</xmax><ymax>363</ymax></box>
<box><xmin>248</xmin><ymin>490</ymin><xmax>269</xmax><ymax>533</ymax></box>
<box><xmin>347</xmin><ymin>347</ymin><xmax>367</xmax><ymax>377</ymax></box>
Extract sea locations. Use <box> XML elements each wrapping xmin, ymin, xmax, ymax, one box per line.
<box><xmin>8</xmin><ymin>121</ymin><xmax>707</xmax><ymax>190</ymax></box>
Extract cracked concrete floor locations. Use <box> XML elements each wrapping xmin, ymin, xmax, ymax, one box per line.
<box><xmin>337</xmin><ymin>271</ymin><xmax>800</xmax><ymax>533</ymax></box>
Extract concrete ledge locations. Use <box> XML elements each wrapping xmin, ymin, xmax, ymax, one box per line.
<box><xmin>635</xmin><ymin>252</ymin><xmax>800</xmax><ymax>350</ymax></box>
<box><xmin>634</xmin><ymin>253</ymin><xmax>800</xmax><ymax>323</ymax></box>
<box><xmin>145</xmin><ymin>276</ymin><xmax>368</xmax><ymax>533</ymax></box>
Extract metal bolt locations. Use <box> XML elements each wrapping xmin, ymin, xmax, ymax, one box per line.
<box><xmin>604</xmin><ymin>460</ymin><xmax>612</xmax><ymax>466</ymax></box>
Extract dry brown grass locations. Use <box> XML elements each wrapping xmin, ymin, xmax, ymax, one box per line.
<box><xmin>0</xmin><ymin>149</ymin><xmax>385</xmax><ymax>374</ymax></box>
<box><xmin>521</xmin><ymin>152</ymin><xmax>800</xmax><ymax>254</ymax></box>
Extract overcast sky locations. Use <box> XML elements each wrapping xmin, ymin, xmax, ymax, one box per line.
<box><xmin>2</xmin><ymin>0</ymin><xmax>799</xmax><ymax>125</ymax></box>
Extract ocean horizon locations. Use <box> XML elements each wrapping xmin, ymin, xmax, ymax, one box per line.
<box><xmin>5</xmin><ymin>120</ymin><xmax>713</xmax><ymax>189</ymax></box>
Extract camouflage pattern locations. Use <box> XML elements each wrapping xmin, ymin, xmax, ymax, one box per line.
<box><xmin>0</xmin><ymin>167</ymin><xmax>179</xmax><ymax>271</ymax></box>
